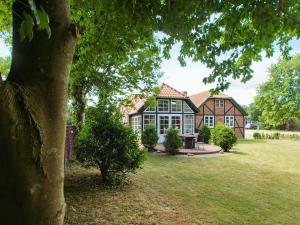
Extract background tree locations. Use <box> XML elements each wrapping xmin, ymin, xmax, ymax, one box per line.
<box><xmin>254</xmin><ymin>54</ymin><xmax>300</xmax><ymax>129</ymax></box>
<box><xmin>69</xmin><ymin>0</ymin><xmax>162</xmax><ymax>130</ymax></box>
<box><xmin>246</xmin><ymin>102</ymin><xmax>262</xmax><ymax>123</ymax></box>
<box><xmin>1</xmin><ymin>1</ymin><xmax>300</xmax><ymax>224</ymax></box>
<box><xmin>0</xmin><ymin>56</ymin><xmax>11</xmax><ymax>77</ymax></box>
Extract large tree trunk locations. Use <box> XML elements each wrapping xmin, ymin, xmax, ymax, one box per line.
<box><xmin>0</xmin><ymin>1</ymin><xmax>76</xmax><ymax>224</ymax></box>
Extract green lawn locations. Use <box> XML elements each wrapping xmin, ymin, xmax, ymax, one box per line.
<box><xmin>65</xmin><ymin>140</ymin><xmax>300</xmax><ymax>225</ymax></box>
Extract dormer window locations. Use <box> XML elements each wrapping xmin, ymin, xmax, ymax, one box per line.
<box><xmin>215</xmin><ymin>99</ymin><xmax>224</xmax><ymax>108</ymax></box>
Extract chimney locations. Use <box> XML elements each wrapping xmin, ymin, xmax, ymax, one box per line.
<box><xmin>182</xmin><ymin>91</ymin><xmax>188</xmax><ymax>96</ymax></box>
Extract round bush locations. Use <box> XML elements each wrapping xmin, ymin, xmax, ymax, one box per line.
<box><xmin>141</xmin><ymin>125</ymin><xmax>158</xmax><ymax>151</ymax></box>
<box><xmin>212</xmin><ymin>124</ymin><xmax>237</xmax><ymax>152</ymax></box>
<box><xmin>253</xmin><ymin>132</ymin><xmax>262</xmax><ymax>139</ymax></box>
<box><xmin>76</xmin><ymin>106</ymin><xmax>146</xmax><ymax>184</ymax></box>
<box><xmin>199</xmin><ymin>125</ymin><xmax>211</xmax><ymax>143</ymax></box>
<box><xmin>164</xmin><ymin>126</ymin><xmax>182</xmax><ymax>155</ymax></box>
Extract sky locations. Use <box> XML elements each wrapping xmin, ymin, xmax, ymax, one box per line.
<box><xmin>1</xmin><ymin>38</ymin><xmax>299</xmax><ymax>106</ymax></box>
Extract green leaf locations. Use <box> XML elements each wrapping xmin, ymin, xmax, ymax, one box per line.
<box><xmin>37</xmin><ymin>7</ymin><xmax>51</xmax><ymax>39</ymax></box>
<box><xmin>28</xmin><ymin>0</ymin><xmax>39</xmax><ymax>24</ymax></box>
<box><xmin>19</xmin><ymin>12</ymin><xmax>34</xmax><ymax>41</ymax></box>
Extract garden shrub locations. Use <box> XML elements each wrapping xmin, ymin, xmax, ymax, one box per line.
<box><xmin>273</xmin><ymin>132</ymin><xmax>280</xmax><ymax>139</ymax></box>
<box><xmin>199</xmin><ymin>125</ymin><xmax>211</xmax><ymax>143</ymax></box>
<box><xmin>76</xmin><ymin>104</ymin><xmax>146</xmax><ymax>184</ymax></box>
<box><xmin>164</xmin><ymin>126</ymin><xmax>182</xmax><ymax>155</ymax></box>
<box><xmin>141</xmin><ymin>125</ymin><xmax>158</xmax><ymax>151</ymax></box>
<box><xmin>253</xmin><ymin>132</ymin><xmax>262</xmax><ymax>139</ymax></box>
<box><xmin>212</xmin><ymin>124</ymin><xmax>237</xmax><ymax>152</ymax></box>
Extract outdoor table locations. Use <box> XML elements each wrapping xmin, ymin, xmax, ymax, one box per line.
<box><xmin>180</xmin><ymin>134</ymin><xmax>196</xmax><ymax>149</ymax></box>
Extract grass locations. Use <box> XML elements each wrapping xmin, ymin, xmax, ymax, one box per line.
<box><xmin>65</xmin><ymin>140</ymin><xmax>300</xmax><ymax>225</ymax></box>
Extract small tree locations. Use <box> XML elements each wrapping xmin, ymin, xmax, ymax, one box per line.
<box><xmin>199</xmin><ymin>125</ymin><xmax>211</xmax><ymax>143</ymax></box>
<box><xmin>141</xmin><ymin>125</ymin><xmax>158</xmax><ymax>151</ymax></box>
<box><xmin>212</xmin><ymin>124</ymin><xmax>237</xmax><ymax>152</ymax></box>
<box><xmin>76</xmin><ymin>104</ymin><xmax>146</xmax><ymax>184</ymax></box>
<box><xmin>164</xmin><ymin>126</ymin><xmax>182</xmax><ymax>155</ymax></box>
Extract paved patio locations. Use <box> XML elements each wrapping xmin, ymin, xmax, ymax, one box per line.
<box><xmin>155</xmin><ymin>143</ymin><xmax>221</xmax><ymax>155</ymax></box>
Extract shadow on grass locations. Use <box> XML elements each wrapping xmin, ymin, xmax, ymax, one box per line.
<box><xmin>65</xmin><ymin>172</ymin><xmax>104</xmax><ymax>193</ymax></box>
<box><xmin>228</xmin><ymin>150</ymin><xmax>248</xmax><ymax>155</ymax></box>
<box><xmin>238</xmin><ymin>139</ymin><xmax>266</xmax><ymax>144</ymax></box>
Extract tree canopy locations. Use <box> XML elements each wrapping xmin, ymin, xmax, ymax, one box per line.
<box><xmin>2</xmin><ymin>0</ymin><xmax>300</xmax><ymax>90</ymax></box>
<box><xmin>0</xmin><ymin>56</ymin><xmax>11</xmax><ymax>77</ymax></box>
<box><xmin>254</xmin><ymin>54</ymin><xmax>300</xmax><ymax>128</ymax></box>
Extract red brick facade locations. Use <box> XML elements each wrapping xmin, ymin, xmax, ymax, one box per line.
<box><xmin>195</xmin><ymin>98</ymin><xmax>246</xmax><ymax>139</ymax></box>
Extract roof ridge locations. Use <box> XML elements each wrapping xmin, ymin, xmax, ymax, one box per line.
<box><xmin>189</xmin><ymin>90</ymin><xmax>228</xmax><ymax>97</ymax></box>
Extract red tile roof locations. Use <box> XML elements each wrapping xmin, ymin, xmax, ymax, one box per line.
<box><xmin>157</xmin><ymin>83</ymin><xmax>188</xmax><ymax>99</ymax></box>
<box><xmin>189</xmin><ymin>90</ymin><xmax>230</xmax><ymax>107</ymax></box>
<box><xmin>124</xmin><ymin>83</ymin><xmax>189</xmax><ymax>115</ymax></box>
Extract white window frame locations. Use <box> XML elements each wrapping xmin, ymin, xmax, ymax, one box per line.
<box><xmin>204</xmin><ymin>115</ymin><xmax>214</xmax><ymax>128</ymax></box>
<box><xmin>158</xmin><ymin>115</ymin><xmax>170</xmax><ymax>135</ymax></box>
<box><xmin>144</xmin><ymin>105</ymin><xmax>156</xmax><ymax>112</ymax></box>
<box><xmin>143</xmin><ymin>114</ymin><xmax>156</xmax><ymax>129</ymax></box>
<box><xmin>171</xmin><ymin>100</ymin><xmax>182</xmax><ymax>113</ymax></box>
<box><xmin>131</xmin><ymin>115</ymin><xmax>142</xmax><ymax>133</ymax></box>
<box><xmin>157</xmin><ymin>99</ymin><xmax>169</xmax><ymax>112</ymax></box>
<box><xmin>171</xmin><ymin>115</ymin><xmax>182</xmax><ymax>132</ymax></box>
<box><xmin>184</xmin><ymin>114</ymin><xmax>194</xmax><ymax>134</ymax></box>
<box><xmin>183</xmin><ymin>101</ymin><xmax>193</xmax><ymax>113</ymax></box>
<box><xmin>215</xmin><ymin>99</ymin><xmax>224</xmax><ymax>108</ymax></box>
<box><xmin>225</xmin><ymin>116</ymin><xmax>235</xmax><ymax>128</ymax></box>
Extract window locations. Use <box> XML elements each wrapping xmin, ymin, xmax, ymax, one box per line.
<box><xmin>215</xmin><ymin>99</ymin><xmax>224</xmax><ymax>108</ymax></box>
<box><xmin>159</xmin><ymin>116</ymin><xmax>169</xmax><ymax>134</ymax></box>
<box><xmin>183</xmin><ymin>101</ymin><xmax>193</xmax><ymax>112</ymax></box>
<box><xmin>131</xmin><ymin>115</ymin><xmax>141</xmax><ymax>133</ymax></box>
<box><xmin>144</xmin><ymin>105</ymin><xmax>156</xmax><ymax>112</ymax></box>
<box><xmin>157</xmin><ymin>99</ymin><xmax>169</xmax><ymax>112</ymax></box>
<box><xmin>184</xmin><ymin>115</ymin><xmax>194</xmax><ymax>133</ymax></box>
<box><xmin>225</xmin><ymin>116</ymin><xmax>234</xmax><ymax>128</ymax></box>
<box><xmin>171</xmin><ymin>115</ymin><xmax>181</xmax><ymax>131</ymax></box>
<box><xmin>171</xmin><ymin>100</ymin><xmax>182</xmax><ymax>112</ymax></box>
<box><xmin>204</xmin><ymin>116</ymin><xmax>214</xmax><ymax>128</ymax></box>
<box><xmin>143</xmin><ymin>114</ymin><xmax>156</xmax><ymax>128</ymax></box>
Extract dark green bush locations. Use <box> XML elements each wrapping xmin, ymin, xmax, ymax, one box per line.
<box><xmin>164</xmin><ymin>126</ymin><xmax>182</xmax><ymax>155</ymax></box>
<box><xmin>76</xmin><ymin>104</ymin><xmax>146</xmax><ymax>184</ymax></box>
<box><xmin>273</xmin><ymin>132</ymin><xmax>280</xmax><ymax>139</ymax></box>
<box><xmin>141</xmin><ymin>125</ymin><xmax>158</xmax><ymax>151</ymax></box>
<box><xmin>199</xmin><ymin>125</ymin><xmax>211</xmax><ymax>143</ymax></box>
<box><xmin>253</xmin><ymin>132</ymin><xmax>262</xmax><ymax>139</ymax></box>
<box><xmin>212</xmin><ymin>124</ymin><xmax>237</xmax><ymax>152</ymax></box>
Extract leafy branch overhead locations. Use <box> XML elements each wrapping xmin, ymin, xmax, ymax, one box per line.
<box><xmin>19</xmin><ymin>0</ymin><xmax>51</xmax><ymax>41</ymax></box>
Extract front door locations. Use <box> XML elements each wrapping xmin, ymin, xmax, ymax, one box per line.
<box><xmin>158</xmin><ymin>115</ymin><xmax>182</xmax><ymax>143</ymax></box>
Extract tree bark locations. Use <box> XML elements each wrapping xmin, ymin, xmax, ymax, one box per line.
<box><xmin>0</xmin><ymin>1</ymin><xmax>76</xmax><ymax>224</ymax></box>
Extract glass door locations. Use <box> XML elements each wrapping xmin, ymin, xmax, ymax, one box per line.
<box><xmin>158</xmin><ymin>115</ymin><xmax>169</xmax><ymax>143</ymax></box>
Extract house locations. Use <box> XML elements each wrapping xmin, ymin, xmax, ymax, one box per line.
<box><xmin>124</xmin><ymin>83</ymin><xmax>199</xmax><ymax>143</ymax></box>
<box><xmin>189</xmin><ymin>91</ymin><xmax>247</xmax><ymax>139</ymax></box>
